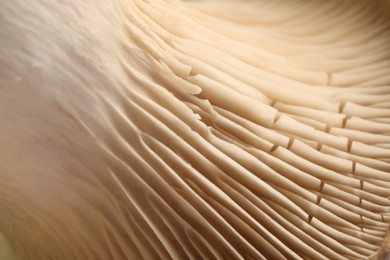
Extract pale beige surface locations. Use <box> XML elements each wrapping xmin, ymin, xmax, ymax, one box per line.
<box><xmin>0</xmin><ymin>0</ymin><xmax>390</xmax><ymax>259</ymax></box>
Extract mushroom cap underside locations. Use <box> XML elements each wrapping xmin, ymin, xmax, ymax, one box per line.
<box><xmin>1</xmin><ymin>0</ymin><xmax>390</xmax><ymax>259</ymax></box>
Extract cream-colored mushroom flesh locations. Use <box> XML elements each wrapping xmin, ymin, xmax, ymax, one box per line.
<box><xmin>1</xmin><ymin>0</ymin><xmax>390</xmax><ymax>259</ymax></box>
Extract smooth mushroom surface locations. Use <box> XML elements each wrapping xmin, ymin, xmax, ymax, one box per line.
<box><xmin>1</xmin><ymin>0</ymin><xmax>390</xmax><ymax>259</ymax></box>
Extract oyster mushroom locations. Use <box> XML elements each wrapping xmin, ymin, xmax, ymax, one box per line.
<box><xmin>1</xmin><ymin>0</ymin><xmax>390</xmax><ymax>259</ymax></box>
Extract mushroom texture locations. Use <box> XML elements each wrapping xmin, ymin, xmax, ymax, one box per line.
<box><xmin>1</xmin><ymin>0</ymin><xmax>390</xmax><ymax>259</ymax></box>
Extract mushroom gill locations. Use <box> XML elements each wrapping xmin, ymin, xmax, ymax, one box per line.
<box><xmin>1</xmin><ymin>0</ymin><xmax>390</xmax><ymax>259</ymax></box>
